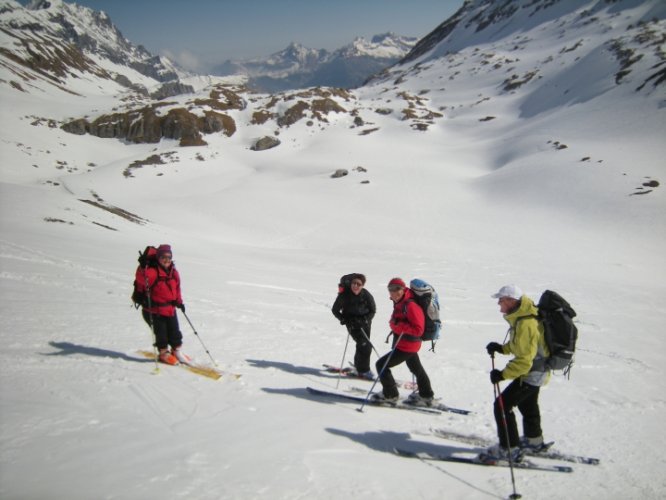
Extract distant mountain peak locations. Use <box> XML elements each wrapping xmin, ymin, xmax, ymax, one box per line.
<box><xmin>337</xmin><ymin>33</ymin><xmax>418</xmax><ymax>59</ymax></box>
<box><xmin>371</xmin><ymin>32</ymin><xmax>398</xmax><ymax>43</ymax></box>
<box><xmin>210</xmin><ymin>33</ymin><xmax>418</xmax><ymax>91</ymax></box>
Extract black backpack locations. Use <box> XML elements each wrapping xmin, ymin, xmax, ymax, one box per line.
<box><xmin>536</xmin><ymin>290</ymin><xmax>578</xmax><ymax>376</ymax></box>
<box><xmin>337</xmin><ymin>273</ymin><xmax>365</xmax><ymax>294</ymax></box>
<box><xmin>131</xmin><ymin>246</ymin><xmax>158</xmax><ymax>308</ymax></box>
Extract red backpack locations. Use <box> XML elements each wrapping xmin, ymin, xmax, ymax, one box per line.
<box><xmin>131</xmin><ymin>246</ymin><xmax>158</xmax><ymax>308</ymax></box>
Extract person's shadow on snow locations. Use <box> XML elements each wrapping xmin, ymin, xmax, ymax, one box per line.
<box><xmin>262</xmin><ymin>386</ymin><xmax>349</xmax><ymax>405</ymax></box>
<box><xmin>326</xmin><ymin>427</ymin><xmax>475</xmax><ymax>456</ymax></box>
<box><xmin>246</xmin><ymin>358</ymin><xmax>329</xmax><ymax>377</ymax></box>
<box><xmin>325</xmin><ymin>428</ymin><xmax>502</xmax><ymax>499</ymax></box>
<box><xmin>44</xmin><ymin>341</ymin><xmax>150</xmax><ymax>363</ymax></box>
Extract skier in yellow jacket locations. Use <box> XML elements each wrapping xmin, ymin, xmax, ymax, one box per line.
<box><xmin>485</xmin><ymin>284</ymin><xmax>550</xmax><ymax>461</ymax></box>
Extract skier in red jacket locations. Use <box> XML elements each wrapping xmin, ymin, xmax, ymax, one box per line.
<box><xmin>140</xmin><ymin>244</ymin><xmax>188</xmax><ymax>365</ymax></box>
<box><xmin>372</xmin><ymin>278</ymin><xmax>435</xmax><ymax>406</ymax></box>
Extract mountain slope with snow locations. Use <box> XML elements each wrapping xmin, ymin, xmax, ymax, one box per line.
<box><xmin>0</xmin><ymin>0</ymin><xmax>191</xmax><ymax>99</ymax></box>
<box><xmin>0</xmin><ymin>0</ymin><xmax>665</xmax><ymax>499</ymax></box>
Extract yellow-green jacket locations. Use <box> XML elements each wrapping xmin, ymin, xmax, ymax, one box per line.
<box><xmin>499</xmin><ymin>295</ymin><xmax>550</xmax><ymax>387</ymax></box>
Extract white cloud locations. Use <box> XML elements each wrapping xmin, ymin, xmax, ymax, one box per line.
<box><xmin>161</xmin><ymin>48</ymin><xmax>203</xmax><ymax>72</ymax></box>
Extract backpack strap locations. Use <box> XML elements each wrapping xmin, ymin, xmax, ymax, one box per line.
<box><xmin>513</xmin><ymin>313</ymin><xmax>540</xmax><ymax>332</ymax></box>
<box><xmin>399</xmin><ymin>298</ymin><xmax>437</xmax><ymax>351</ymax></box>
<box><xmin>515</xmin><ymin>314</ymin><xmax>551</xmax><ymax>373</ymax></box>
<box><xmin>405</xmin><ymin>297</ymin><xmax>439</xmax><ymax>353</ymax></box>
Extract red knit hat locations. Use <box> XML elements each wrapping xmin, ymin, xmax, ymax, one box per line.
<box><xmin>156</xmin><ymin>244</ymin><xmax>172</xmax><ymax>258</ymax></box>
<box><xmin>387</xmin><ymin>277</ymin><xmax>406</xmax><ymax>289</ymax></box>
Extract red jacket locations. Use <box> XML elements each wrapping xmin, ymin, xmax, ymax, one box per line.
<box><xmin>143</xmin><ymin>264</ymin><xmax>182</xmax><ymax>317</ymax></box>
<box><xmin>389</xmin><ymin>289</ymin><xmax>425</xmax><ymax>353</ymax></box>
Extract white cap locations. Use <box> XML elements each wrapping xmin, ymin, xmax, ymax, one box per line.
<box><xmin>491</xmin><ymin>284</ymin><xmax>523</xmax><ymax>300</ymax></box>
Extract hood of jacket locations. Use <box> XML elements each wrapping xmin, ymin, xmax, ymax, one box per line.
<box><xmin>504</xmin><ymin>295</ymin><xmax>538</xmax><ymax>326</ymax></box>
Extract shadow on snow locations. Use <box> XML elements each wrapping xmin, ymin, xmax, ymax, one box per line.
<box><xmin>246</xmin><ymin>358</ymin><xmax>333</xmax><ymax>377</ymax></box>
<box><xmin>326</xmin><ymin>428</ymin><xmax>502</xmax><ymax>499</ymax></box>
<box><xmin>44</xmin><ymin>341</ymin><xmax>150</xmax><ymax>363</ymax></box>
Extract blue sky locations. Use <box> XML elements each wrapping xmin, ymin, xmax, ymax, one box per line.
<box><xmin>25</xmin><ymin>0</ymin><xmax>464</xmax><ymax>71</ymax></box>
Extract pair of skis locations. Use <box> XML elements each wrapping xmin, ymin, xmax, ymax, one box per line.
<box><xmin>322</xmin><ymin>364</ymin><xmax>417</xmax><ymax>389</ymax></box>
<box><xmin>395</xmin><ymin>429</ymin><xmax>599</xmax><ymax>473</ymax></box>
<box><xmin>393</xmin><ymin>447</ymin><xmax>574</xmax><ymax>473</ymax></box>
<box><xmin>137</xmin><ymin>350</ymin><xmax>240</xmax><ymax>380</ymax></box>
<box><xmin>306</xmin><ymin>386</ymin><xmax>471</xmax><ymax>415</ymax></box>
<box><xmin>425</xmin><ymin>428</ymin><xmax>600</xmax><ymax>465</ymax></box>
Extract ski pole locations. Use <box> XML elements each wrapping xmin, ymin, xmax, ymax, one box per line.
<box><xmin>142</xmin><ymin>255</ymin><xmax>159</xmax><ymax>373</ymax></box>
<box><xmin>357</xmin><ymin>333</ymin><xmax>404</xmax><ymax>413</ymax></box>
<box><xmin>336</xmin><ymin>332</ymin><xmax>351</xmax><ymax>390</ymax></box>
<box><xmin>492</xmin><ymin>354</ymin><xmax>521</xmax><ymax>500</ymax></box>
<box><xmin>181</xmin><ymin>310</ymin><xmax>217</xmax><ymax>366</ymax></box>
<box><xmin>359</xmin><ymin>327</ymin><xmax>381</xmax><ymax>358</ymax></box>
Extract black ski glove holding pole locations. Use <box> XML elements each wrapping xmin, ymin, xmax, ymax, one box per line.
<box><xmin>490</xmin><ymin>368</ymin><xmax>504</xmax><ymax>384</ymax></box>
<box><xmin>486</xmin><ymin>342</ymin><xmax>503</xmax><ymax>355</ymax></box>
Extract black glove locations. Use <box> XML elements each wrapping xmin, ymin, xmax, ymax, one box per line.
<box><xmin>486</xmin><ymin>342</ymin><xmax>503</xmax><ymax>356</ymax></box>
<box><xmin>349</xmin><ymin>317</ymin><xmax>364</xmax><ymax>329</ymax></box>
<box><xmin>177</xmin><ymin>303</ymin><xmax>185</xmax><ymax>312</ymax></box>
<box><xmin>339</xmin><ymin>318</ymin><xmax>346</xmax><ymax>325</ymax></box>
<box><xmin>132</xmin><ymin>290</ymin><xmax>146</xmax><ymax>307</ymax></box>
<box><xmin>490</xmin><ymin>369</ymin><xmax>504</xmax><ymax>384</ymax></box>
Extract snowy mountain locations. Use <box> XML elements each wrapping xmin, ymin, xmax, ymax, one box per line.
<box><xmin>212</xmin><ymin>42</ymin><xmax>327</xmax><ymax>80</ymax></box>
<box><xmin>0</xmin><ymin>0</ymin><xmax>193</xmax><ymax>98</ymax></box>
<box><xmin>1</xmin><ymin>1</ymin><xmax>665</xmax><ymax>499</ymax></box>
<box><xmin>211</xmin><ymin>33</ymin><xmax>418</xmax><ymax>91</ymax></box>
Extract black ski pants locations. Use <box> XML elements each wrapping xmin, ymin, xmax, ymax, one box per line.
<box><xmin>348</xmin><ymin>325</ymin><xmax>372</xmax><ymax>373</ymax></box>
<box><xmin>142</xmin><ymin>310</ymin><xmax>183</xmax><ymax>350</ymax></box>
<box><xmin>376</xmin><ymin>349</ymin><xmax>434</xmax><ymax>399</ymax></box>
<box><xmin>494</xmin><ymin>378</ymin><xmax>542</xmax><ymax>448</ymax></box>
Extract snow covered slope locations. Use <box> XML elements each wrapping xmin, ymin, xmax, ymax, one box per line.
<box><xmin>0</xmin><ymin>0</ymin><xmax>664</xmax><ymax>499</ymax></box>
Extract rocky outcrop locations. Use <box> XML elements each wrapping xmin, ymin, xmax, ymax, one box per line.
<box><xmin>61</xmin><ymin>106</ymin><xmax>236</xmax><ymax>146</ymax></box>
<box><xmin>277</xmin><ymin>101</ymin><xmax>310</xmax><ymax>127</ymax></box>
<box><xmin>61</xmin><ymin>84</ymin><xmax>358</xmax><ymax>148</ymax></box>
<box><xmin>251</xmin><ymin>136</ymin><xmax>281</xmax><ymax>151</ymax></box>
<box><xmin>271</xmin><ymin>88</ymin><xmax>350</xmax><ymax>127</ymax></box>
<box><xmin>191</xmin><ymin>86</ymin><xmax>247</xmax><ymax>111</ymax></box>
<box><xmin>150</xmin><ymin>82</ymin><xmax>195</xmax><ymax>100</ymax></box>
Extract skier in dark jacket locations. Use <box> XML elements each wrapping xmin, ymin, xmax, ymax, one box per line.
<box><xmin>331</xmin><ymin>273</ymin><xmax>376</xmax><ymax>379</ymax></box>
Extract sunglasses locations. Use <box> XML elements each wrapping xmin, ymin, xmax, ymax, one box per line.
<box><xmin>388</xmin><ymin>286</ymin><xmax>403</xmax><ymax>292</ymax></box>
<box><xmin>351</xmin><ymin>281</ymin><xmax>363</xmax><ymax>287</ymax></box>
<box><xmin>159</xmin><ymin>255</ymin><xmax>173</xmax><ymax>261</ymax></box>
